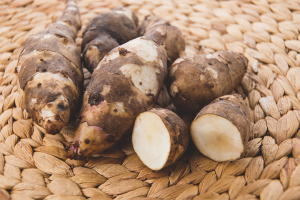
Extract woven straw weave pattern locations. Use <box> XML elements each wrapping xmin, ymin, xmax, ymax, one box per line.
<box><xmin>1</xmin><ymin>0</ymin><xmax>300</xmax><ymax>199</ymax></box>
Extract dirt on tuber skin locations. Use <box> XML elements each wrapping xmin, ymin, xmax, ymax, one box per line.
<box><xmin>81</xmin><ymin>7</ymin><xmax>139</xmax><ymax>73</ymax></box>
<box><xmin>190</xmin><ymin>94</ymin><xmax>252</xmax><ymax>162</ymax></box>
<box><xmin>168</xmin><ymin>51</ymin><xmax>248</xmax><ymax>114</ymax></box>
<box><xmin>67</xmin><ymin>27</ymin><xmax>168</xmax><ymax>160</ymax></box>
<box><xmin>17</xmin><ymin>0</ymin><xmax>83</xmax><ymax>135</ymax></box>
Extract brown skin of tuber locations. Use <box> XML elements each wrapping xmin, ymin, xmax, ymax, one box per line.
<box><xmin>132</xmin><ymin>108</ymin><xmax>189</xmax><ymax>170</ymax></box>
<box><xmin>191</xmin><ymin>94</ymin><xmax>251</xmax><ymax>162</ymax></box>
<box><xmin>68</xmin><ymin>28</ymin><xmax>168</xmax><ymax>160</ymax></box>
<box><xmin>168</xmin><ymin>51</ymin><xmax>248</xmax><ymax>114</ymax></box>
<box><xmin>17</xmin><ymin>0</ymin><xmax>83</xmax><ymax>134</ymax></box>
<box><xmin>81</xmin><ymin>8</ymin><xmax>139</xmax><ymax>73</ymax></box>
<box><xmin>195</xmin><ymin>94</ymin><xmax>251</xmax><ymax>146</ymax></box>
<box><xmin>82</xmin><ymin>31</ymin><xmax>119</xmax><ymax>72</ymax></box>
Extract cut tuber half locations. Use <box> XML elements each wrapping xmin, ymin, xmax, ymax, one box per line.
<box><xmin>132</xmin><ymin>108</ymin><xmax>189</xmax><ymax>170</ymax></box>
<box><xmin>190</xmin><ymin>94</ymin><xmax>251</xmax><ymax>162</ymax></box>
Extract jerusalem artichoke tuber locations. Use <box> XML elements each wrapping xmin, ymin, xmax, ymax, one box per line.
<box><xmin>190</xmin><ymin>94</ymin><xmax>252</xmax><ymax>162</ymax></box>
<box><xmin>81</xmin><ymin>7</ymin><xmax>139</xmax><ymax>73</ymax></box>
<box><xmin>68</xmin><ymin>26</ymin><xmax>168</xmax><ymax>160</ymax></box>
<box><xmin>132</xmin><ymin>108</ymin><xmax>189</xmax><ymax>170</ymax></box>
<box><xmin>168</xmin><ymin>51</ymin><xmax>248</xmax><ymax>113</ymax></box>
<box><xmin>17</xmin><ymin>0</ymin><xmax>83</xmax><ymax>135</ymax></box>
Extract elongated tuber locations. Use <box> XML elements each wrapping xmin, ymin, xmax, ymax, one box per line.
<box><xmin>168</xmin><ymin>51</ymin><xmax>248</xmax><ymax>113</ymax></box>
<box><xmin>190</xmin><ymin>94</ymin><xmax>251</xmax><ymax>162</ymax></box>
<box><xmin>132</xmin><ymin>108</ymin><xmax>189</xmax><ymax>170</ymax></box>
<box><xmin>67</xmin><ymin>26</ymin><xmax>168</xmax><ymax>160</ymax></box>
<box><xmin>82</xmin><ymin>7</ymin><xmax>138</xmax><ymax>73</ymax></box>
<box><xmin>17</xmin><ymin>0</ymin><xmax>83</xmax><ymax>135</ymax></box>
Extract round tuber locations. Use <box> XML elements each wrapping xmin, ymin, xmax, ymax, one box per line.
<box><xmin>168</xmin><ymin>51</ymin><xmax>248</xmax><ymax>113</ymax></box>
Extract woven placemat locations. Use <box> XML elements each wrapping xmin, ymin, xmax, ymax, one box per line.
<box><xmin>1</xmin><ymin>0</ymin><xmax>300</xmax><ymax>199</ymax></box>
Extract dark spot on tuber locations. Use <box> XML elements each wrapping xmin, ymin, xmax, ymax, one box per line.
<box><xmin>57</xmin><ymin>102</ymin><xmax>67</xmax><ymax>111</ymax></box>
<box><xmin>54</xmin><ymin>115</ymin><xmax>60</xmax><ymax>120</ymax></box>
<box><xmin>209</xmin><ymin>82</ymin><xmax>214</xmax><ymax>88</ymax></box>
<box><xmin>37</xmin><ymin>83</ymin><xmax>42</xmax><ymax>87</ymax></box>
<box><xmin>106</xmin><ymin>135</ymin><xmax>115</xmax><ymax>143</ymax></box>
<box><xmin>42</xmin><ymin>68</ymin><xmax>47</xmax><ymax>72</ymax></box>
<box><xmin>84</xmin><ymin>139</ymin><xmax>90</xmax><ymax>144</ymax></box>
<box><xmin>40</xmin><ymin>58</ymin><xmax>44</xmax><ymax>62</ymax></box>
<box><xmin>119</xmin><ymin>48</ymin><xmax>129</xmax><ymax>56</ymax></box>
<box><xmin>88</xmin><ymin>92</ymin><xmax>103</xmax><ymax>106</ymax></box>
<box><xmin>47</xmin><ymin>104</ymin><xmax>52</xmax><ymax>108</ymax></box>
<box><xmin>113</xmin><ymin>109</ymin><xmax>118</xmax><ymax>113</ymax></box>
<box><xmin>139</xmin><ymin>82</ymin><xmax>142</xmax><ymax>85</ymax></box>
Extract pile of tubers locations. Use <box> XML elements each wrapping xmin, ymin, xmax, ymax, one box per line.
<box><xmin>17</xmin><ymin>1</ymin><xmax>252</xmax><ymax>171</ymax></box>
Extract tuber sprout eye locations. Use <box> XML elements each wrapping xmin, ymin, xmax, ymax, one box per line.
<box><xmin>88</xmin><ymin>92</ymin><xmax>103</xmax><ymax>106</ymax></box>
<box><xmin>119</xmin><ymin>48</ymin><xmax>128</xmax><ymax>56</ymax></box>
<box><xmin>57</xmin><ymin>102</ymin><xmax>67</xmax><ymax>111</ymax></box>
